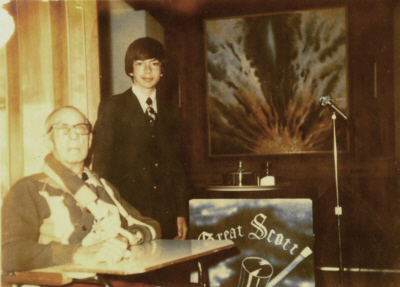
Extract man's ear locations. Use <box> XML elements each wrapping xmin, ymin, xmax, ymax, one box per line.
<box><xmin>44</xmin><ymin>133</ymin><xmax>54</xmax><ymax>152</ymax></box>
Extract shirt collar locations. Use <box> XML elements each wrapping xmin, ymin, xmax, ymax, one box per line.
<box><xmin>132</xmin><ymin>84</ymin><xmax>157</xmax><ymax>113</ymax></box>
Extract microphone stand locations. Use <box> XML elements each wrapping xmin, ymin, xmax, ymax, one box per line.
<box><xmin>331</xmin><ymin>111</ymin><xmax>344</xmax><ymax>287</ymax></box>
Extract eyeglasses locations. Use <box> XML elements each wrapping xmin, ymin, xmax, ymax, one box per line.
<box><xmin>134</xmin><ymin>60</ymin><xmax>161</xmax><ymax>70</ymax></box>
<box><xmin>47</xmin><ymin>123</ymin><xmax>91</xmax><ymax>135</ymax></box>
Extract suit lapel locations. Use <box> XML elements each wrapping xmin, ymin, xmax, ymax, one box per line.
<box><xmin>125</xmin><ymin>88</ymin><xmax>143</xmax><ymax>115</ymax></box>
<box><xmin>124</xmin><ymin>89</ymin><xmax>149</xmax><ymax>133</ymax></box>
<box><xmin>155</xmin><ymin>95</ymin><xmax>172</xmax><ymax>151</ymax></box>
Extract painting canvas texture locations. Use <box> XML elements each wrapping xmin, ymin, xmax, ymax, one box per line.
<box><xmin>206</xmin><ymin>8</ymin><xmax>347</xmax><ymax>156</ymax></box>
<box><xmin>190</xmin><ymin>198</ymin><xmax>315</xmax><ymax>287</ymax></box>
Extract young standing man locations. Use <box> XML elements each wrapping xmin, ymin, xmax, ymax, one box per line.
<box><xmin>92</xmin><ymin>37</ymin><xmax>188</xmax><ymax>240</ymax></box>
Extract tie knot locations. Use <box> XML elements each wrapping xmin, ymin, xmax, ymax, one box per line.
<box><xmin>146</xmin><ymin>97</ymin><xmax>153</xmax><ymax>106</ymax></box>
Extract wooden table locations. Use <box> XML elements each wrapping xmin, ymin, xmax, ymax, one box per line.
<box><xmin>2</xmin><ymin>239</ymin><xmax>235</xmax><ymax>287</ymax></box>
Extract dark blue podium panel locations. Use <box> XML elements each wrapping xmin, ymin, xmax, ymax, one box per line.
<box><xmin>190</xmin><ymin>198</ymin><xmax>315</xmax><ymax>287</ymax></box>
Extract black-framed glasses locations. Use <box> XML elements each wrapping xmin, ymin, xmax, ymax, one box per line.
<box><xmin>47</xmin><ymin>123</ymin><xmax>91</xmax><ymax>135</ymax></box>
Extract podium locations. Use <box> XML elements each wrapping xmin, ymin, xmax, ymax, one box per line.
<box><xmin>189</xmin><ymin>185</ymin><xmax>316</xmax><ymax>287</ymax></box>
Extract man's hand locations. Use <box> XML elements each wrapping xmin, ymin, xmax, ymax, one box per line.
<box><xmin>73</xmin><ymin>236</ymin><xmax>129</xmax><ymax>265</ymax></box>
<box><xmin>174</xmin><ymin>216</ymin><xmax>188</xmax><ymax>240</ymax></box>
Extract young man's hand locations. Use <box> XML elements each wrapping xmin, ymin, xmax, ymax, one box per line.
<box><xmin>174</xmin><ymin>217</ymin><xmax>188</xmax><ymax>240</ymax></box>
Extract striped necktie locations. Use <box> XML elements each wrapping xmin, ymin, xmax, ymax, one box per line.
<box><xmin>146</xmin><ymin>97</ymin><xmax>156</xmax><ymax>120</ymax></box>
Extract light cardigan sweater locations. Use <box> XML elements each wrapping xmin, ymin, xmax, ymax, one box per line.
<box><xmin>1</xmin><ymin>159</ymin><xmax>161</xmax><ymax>272</ymax></box>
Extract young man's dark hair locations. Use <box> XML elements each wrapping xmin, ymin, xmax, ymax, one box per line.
<box><xmin>124</xmin><ymin>37</ymin><xmax>165</xmax><ymax>76</ymax></box>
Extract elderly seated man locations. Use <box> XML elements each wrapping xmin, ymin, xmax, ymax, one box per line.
<box><xmin>2</xmin><ymin>106</ymin><xmax>161</xmax><ymax>287</ymax></box>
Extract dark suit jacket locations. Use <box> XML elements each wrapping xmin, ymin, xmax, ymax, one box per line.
<box><xmin>92</xmin><ymin>88</ymin><xmax>186</xmax><ymax>239</ymax></box>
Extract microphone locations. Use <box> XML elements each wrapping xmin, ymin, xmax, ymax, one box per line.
<box><xmin>320</xmin><ymin>96</ymin><xmax>348</xmax><ymax>120</ymax></box>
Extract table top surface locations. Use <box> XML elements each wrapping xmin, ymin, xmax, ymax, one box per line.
<box><xmin>36</xmin><ymin>239</ymin><xmax>235</xmax><ymax>276</ymax></box>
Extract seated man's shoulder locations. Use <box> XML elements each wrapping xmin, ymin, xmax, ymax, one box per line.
<box><xmin>2</xmin><ymin>174</ymin><xmax>50</xmax><ymax>210</ymax></box>
<box><xmin>14</xmin><ymin>173</ymin><xmax>47</xmax><ymax>185</ymax></box>
<box><xmin>8</xmin><ymin>173</ymin><xmax>49</xmax><ymax>195</ymax></box>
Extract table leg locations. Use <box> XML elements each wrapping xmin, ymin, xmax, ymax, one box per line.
<box><xmin>197</xmin><ymin>261</ymin><xmax>209</xmax><ymax>287</ymax></box>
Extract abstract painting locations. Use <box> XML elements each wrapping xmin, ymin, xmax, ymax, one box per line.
<box><xmin>205</xmin><ymin>8</ymin><xmax>348</xmax><ymax>156</ymax></box>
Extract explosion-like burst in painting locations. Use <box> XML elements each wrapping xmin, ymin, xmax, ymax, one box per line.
<box><xmin>206</xmin><ymin>8</ymin><xmax>347</xmax><ymax>155</ymax></box>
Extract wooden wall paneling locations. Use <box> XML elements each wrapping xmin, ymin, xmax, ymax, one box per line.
<box><xmin>66</xmin><ymin>0</ymin><xmax>88</xmax><ymax>111</ymax></box>
<box><xmin>0</xmin><ymin>46</ymin><xmax>10</xmax><ymax>198</ymax></box>
<box><xmin>82</xmin><ymin>0</ymin><xmax>100</xmax><ymax>127</ymax></box>
<box><xmin>4</xmin><ymin>1</ymin><xmax>21</xmax><ymax>195</ymax></box>
<box><xmin>346</xmin><ymin>0</ymin><xmax>395</xmax><ymax>159</ymax></box>
<box><xmin>65</xmin><ymin>0</ymin><xmax>100</xmax><ymax>126</ymax></box>
<box><xmin>50</xmin><ymin>1</ymin><xmax>69</xmax><ymax>108</ymax></box>
<box><xmin>375</xmin><ymin>1</ymin><xmax>395</xmax><ymax>157</ymax></box>
<box><xmin>346</xmin><ymin>1</ymin><xmax>380</xmax><ymax>159</ymax></box>
<box><xmin>96</xmin><ymin>0</ymin><xmax>112</xmax><ymax>102</ymax></box>
<box><xmin>396</xmin><ymin>1</ymin><xmax>400</xmax><ymax>160</ymax></box>
<box><xmin>17</xmin><ymin>1</ymin><xmax>54</xmax><ymax>176</ymax></box>
<box><xmin>339</xmin><ymin>178</ymin><xmax>398</xmax><ymax>269</ymax></box>
<box><xmin>169</xmin><ymin>22</ymin><xmax>211</xmax><ymax>184</ymax></box>
<box><xmin>17</xmin><ymin>1</ymin><xmax>53</xmax><ymax>106</ymax></box>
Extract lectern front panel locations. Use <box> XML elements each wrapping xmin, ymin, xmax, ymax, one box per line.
<box><xmin>190</xmin><ymin>198</ymin><xmax>315</xmax><ymax>287</ymax></box>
